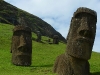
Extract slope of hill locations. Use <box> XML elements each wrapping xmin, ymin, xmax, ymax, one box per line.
<box><xmin>0</xmin><ymin>23</ymin><xmax>100</xmax><ymax>75</ymax></box>
<box><xmin>0</xmin><ymin>0</ymin><xmax>66</xmax><ymax>42</ymax></box>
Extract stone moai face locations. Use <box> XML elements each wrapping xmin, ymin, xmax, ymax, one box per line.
<box><xmin>66</xmin><ymin>7</ymin><xmax>97</xmax><ymax>60</ymax></box>
<box><xmin>53</xmin><ymin>35</ymin><xmax>59</xmax><ymax>44</ymax></box>
<box><xmin>11</xmin><ymin>25</ymin><xmax>32</xmax><ymax>66</ymax></box>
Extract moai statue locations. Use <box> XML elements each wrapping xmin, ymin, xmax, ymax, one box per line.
<box><xmin>53</xmin><ymin>35</ymin><xmax>59</xmax><ymax>44</ymax></box>
<box><xmin>11</xmin><ymin>25</ymin><xmax>32</xmax><ymax>66</ymax></box>
<box><xmin>53</xmin><ymin>7</ymin><xmax>97</xmax><ymax>75</ymax></box>
<box><xmin>36</xmin><ymin>31</ymin><xmax>41</xmax><ymax>42</ymax></box>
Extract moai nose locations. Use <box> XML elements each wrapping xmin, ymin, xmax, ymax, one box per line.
<box><xmin>78</xmin><ymin>17</ymin><xmax>92</xmax><ymax>38</ymax></box>
<box><xmin>80</xmin><ymin>17</ymin><xmax>90</xmax><ymax>30</ymax></box>
<box><xmin>18</xmin><ymin>35</ymin><xmax>26</xmax><ymax>50</ymax></box>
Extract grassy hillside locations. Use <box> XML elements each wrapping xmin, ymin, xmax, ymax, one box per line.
<box><xmin>0</xmin><ymin>23</ymin><xmax>100</xmax><ymax>75</ymax></box>
<box><xmin>0</xmin><ymin>1</ymin><xmax>66</xmax><ymax>42</ymax></box>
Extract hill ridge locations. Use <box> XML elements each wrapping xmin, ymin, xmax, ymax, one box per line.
<box><xmin>0</xmin><ymin>0</ymin><xmax>66</xmax><ymax>42</ymax></box>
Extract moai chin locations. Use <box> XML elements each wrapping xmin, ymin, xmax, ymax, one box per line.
<box><xmin>11</xmin><ymin>25</ymin><xmax>32</xmax><ymax>66</ymax></box>
<box><xmin>53</xmin><ymin>7</ymin><xmax>97</xmax><ymax>75</ymax></box>
<box><xmin>53</xmin><ymin>35</ymin><xmax>59</xmax><ymax>44</ymax></box>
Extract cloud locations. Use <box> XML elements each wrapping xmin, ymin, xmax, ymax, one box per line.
<box><xmin>4</xmin><ymin>0</ymin><xmax>100</xmax><ymax>53</ymax></box>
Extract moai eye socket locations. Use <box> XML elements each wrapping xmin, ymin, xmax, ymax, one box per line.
<box><xmin>79</xmin><ymin>30</ymin><xmax>92</xmax><ymax>38</ymax></box>
<box><xmin>13</xmin><ymin>31</ymin><xmax>20</xmax><ymax>36</ymax></box>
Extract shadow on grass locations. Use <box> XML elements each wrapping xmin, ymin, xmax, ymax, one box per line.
<box><xmin>31</xmin><ymin>64</ymin><xmax>53</xmax><ymax>67</ymax></box>
<box><xmin>91</xmin><ymin>72</ymin><xmax>100</xmax><ymax>75</ymax></box>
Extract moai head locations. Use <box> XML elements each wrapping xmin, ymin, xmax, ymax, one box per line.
<box><xmin>53</xmin><ymin>35</ymin><xmax>59</xmax><ymax>44</ymax></box>
<box><xmin>36</xmin><ymin>31</ymin><xmax>41</xmax><ymax>42</ymax></box>
<box><xmin>11</xmin><ymin>25</ymin><xmax>32</xmax><ymax>66</ymax></box>
<box><xmin>66</xmin><ymin>7</ymin><xmax>97</xmax><ymax>60</ymax></box>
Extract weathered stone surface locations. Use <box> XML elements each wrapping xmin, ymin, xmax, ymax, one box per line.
<box><xmin>11</xmin><ymin>25</ymin><xmax>32</xmax><ymax>66</ymax></box>
<box><xmin>53</xmin><ymin>54</ymin><xmax>90</xmax><ymax>75</ymax></box>
<box><xmin>53</xmin><ymin>7</ymin><xmax>97</xmax><ymax>75</ymax></box>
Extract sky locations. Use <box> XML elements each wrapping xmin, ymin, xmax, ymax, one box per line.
<box><xmin>4</xmin><ymin>0</ymin><xmax>100</xmax><ymax>53</ymax></box>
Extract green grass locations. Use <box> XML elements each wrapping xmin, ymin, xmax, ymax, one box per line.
<box><xmin>0</xmin><ymin>23</ymin><xmax>100</xmax><ymax>75</ymax></box>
